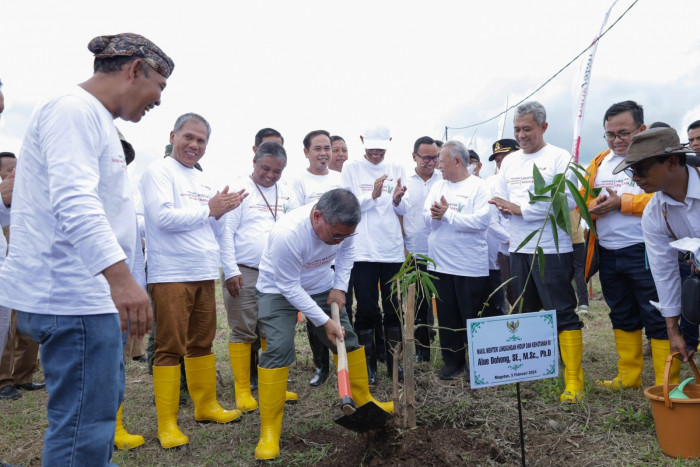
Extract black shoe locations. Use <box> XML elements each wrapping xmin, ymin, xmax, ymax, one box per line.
<box><xmin>357</xmin><ymin>329</ymin><xmax>378</xmax><ymax>386</ymax></box>
<box><xmin>15</xmin><ymin>382</ymin><xmax>45</xmax><ymax>391</ymax></box>
<box><xmin>132</xmin><ymin>355</ymin><xmax>148</xmax><ymax>363</ymax></box>
<box><xmin>0</xmin><ymin>385</ymin><xmax>22</xmax><ymax>400</ymax></box>
<box><xmin>375</xmin><ymin>324</ymin><xmax>387</xmax><ymax>363</ymax></box>
<box><xmin>308</xmin><ymin>368</ymin><xmax>329</xmax><ymax>387</ymax></box>
<box><xmin>438</xmin><ymin>364</ymin><xmax>465</xmax><ymax>381</ymax></box>
<box><xmin>250</xmin><ymin>350</ymin><xmax>259</xmax><ymax>391</ymax></box>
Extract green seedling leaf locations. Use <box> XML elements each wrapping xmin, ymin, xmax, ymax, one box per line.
<box><xmin>533</xmin><ymin>164</ymin><xmax>547</xmax><ymax>195</ymax></box>
<box><xmin>566</xmin><ymin>179</ymin><xmax>598</xmax><ymax>237</ymax></box>
<box><xmin>528</xmin><ymin>192</ymin><xmax>552</xmax><ymax>204</ymax></box>
<box><xmin>515</xmin><ymin>229</ymin><xmax>538</xmax><ymax>253</ymax></box>
<box><xmin>536</xmin><ymin>246</ymin><xmax>546</xmax><ymax>282</ymax></box>
<box><xmin>549</xmin><ymin>213</ymin><xmax>559</xmax><ymax>253</ymax></box>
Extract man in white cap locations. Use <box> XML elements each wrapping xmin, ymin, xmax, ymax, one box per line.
<box><xmin>614</xmin><ymin>127</ymin><xmax>697</xmax><ymax>363</ymax></box>
<box><xmin>341</xmin><ymin>126</ymin><xmax>409</xmax><ymax>383</ymax></box>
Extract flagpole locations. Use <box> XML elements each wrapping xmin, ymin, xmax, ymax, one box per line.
<box><xmin>571</xmin><ymin>0</ymin><xmax>619</xmax><ymax>163</ymax></box>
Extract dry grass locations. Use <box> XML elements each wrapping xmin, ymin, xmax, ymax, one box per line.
<box><xmin>1</xmin><ymin>277</ymin><xmax>700</xmax><ymax>466</ymax></box>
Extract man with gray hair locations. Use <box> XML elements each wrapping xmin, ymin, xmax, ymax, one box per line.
<box><xmin>490</xmin><ymin>101</ymin><xmax>584</xmax><ymax>403</ymax></box>
<box><xmin>218</xmin><ymin>139</ymin><xmax>299</xmax><ymax>414</ymax></box>
<box><xmin>253</xmin><ymin>188</ymin><xmax>392</xmax><ymax>460</ymax></box>
<box><xmin>426</xmin><ymin>141</ymin><xmax>491</xmax><ymax>380</ymax></box>
<box><xmin>140</xmin><ymin>112</ymin><xmax>247</xmax><ymax>448</ymax></box>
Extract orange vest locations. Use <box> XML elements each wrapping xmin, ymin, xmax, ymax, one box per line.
<box><xmin>579</xmin><ymin>149</ymin><xmax>653</xmax><ymax>278</ymax></box>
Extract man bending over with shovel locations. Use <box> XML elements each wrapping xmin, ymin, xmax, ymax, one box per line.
<box><xmin>254</xmin><ymin>188</ymin><xmax>393</xmax><ymax>460</ymax></box>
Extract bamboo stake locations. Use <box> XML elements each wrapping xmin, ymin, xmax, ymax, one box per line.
<box><xmin>404</xmin><ymin>283</ymin><xmax>416</xmax><ymax>428</ymax></box>
<box><xmin>392</xmin><ymin>278</ymin><xmax>401</xmax><ymax>426</ymax></box>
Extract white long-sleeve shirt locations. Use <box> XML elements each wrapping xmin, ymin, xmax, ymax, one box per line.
<box><xmin>0</xmin><ymin>203</ymin><xmax>9</xmax><ymax>265</ymax></box>
<box><xmin>290</xmin><ymin>170</ymin><xmax>343</xmax><ymax>205</ymax></box>
<box><xmin>341</xmin><ymin>157</ymin><xmax>409</xmax><ymax>262</ymax></box>
<box><xmin>403</xmin><ymin>169</ymin><xmax>441</xmax><ymax>255</ymax></box>
<box><xmin>487</xmin><ymin>174</ymin><xmax>510</xmax><ymax>257</ymax></box>
<box><xmin>256</xmin><ymin>203</ymin><xmax>354</xmax><ymax>326</ymax></box>
<box><xmin>218</xmin><ymin>176</ymin><xmax>298</xmax><ymax>280</ymax></box>
<box><xmin>642</xmin><ymin>167</ymin><xmax>700</xmax><ymax>318</ymax></box>
<box><xmin>139</xmin><ymin>156</ymin><xmax>223</xmax><ymax>283</ymax></box>
<box><xmin>593</xmin><ymin>151</ymin><xmax>646</xmax><ymax>249</ymax></box>
<box><xmin>424</xmin><ymin>176</ymin><xmax>491</xmax><ymax>277</ymax></box>
<box><xmin>494</xmin><ymin>144</ymin><xmax>576</xmax><ymax>254</ymax></box>
<box><xmin>0</xmin><ymin>86</ymin><xmax>138</xmax><ymax>315</ymax></box>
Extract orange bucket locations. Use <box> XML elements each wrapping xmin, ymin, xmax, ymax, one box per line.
<box><xmin>643</xmin><ymin>352</ymin><xmax>700</xmax><ymax>459</ymax></box>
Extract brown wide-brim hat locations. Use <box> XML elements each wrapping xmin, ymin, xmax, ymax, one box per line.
<box><xmin>612</xmin><ymin>127</ymin><xmax>693</xmax><ymax>174</ymax></box>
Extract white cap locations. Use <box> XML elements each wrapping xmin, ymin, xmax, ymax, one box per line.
<box><xmin>362</xmin><ymin>126</ymin><xmax>391</xmax><ymax>150</ymax></box>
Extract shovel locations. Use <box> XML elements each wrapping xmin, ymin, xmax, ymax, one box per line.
<box><xmin>330</xmin><ymin>302</ymin><xmax>391</xmax><ymax>433</ymax></box>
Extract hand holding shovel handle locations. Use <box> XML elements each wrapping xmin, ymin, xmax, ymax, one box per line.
<box><xmin>331</xmin><ymin>302</ymin><xmax>356</xmax><ymax>415</ymax></box>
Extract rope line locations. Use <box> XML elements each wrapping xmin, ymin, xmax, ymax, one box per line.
<box><xmin>444</xmin><ymin>0</ymin><xmax>639</xmax><ymax>137</ymax></box>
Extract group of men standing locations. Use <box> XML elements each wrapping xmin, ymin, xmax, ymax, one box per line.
<box><xmin>1</xmin><ymin>30</ymin><xmax>698</xmax><ymax>466</ymax></box>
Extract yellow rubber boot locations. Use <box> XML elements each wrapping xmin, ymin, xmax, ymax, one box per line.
<box><xmin>342</xmin><ymin>347</ymin><xmax>393</xmax><ymax>413</ymax></box>
<box><xmin>254</xmin><ymin>366</ymin><xmax>288</xmax><ymax>460</ymax></box>
<box><xmin>228</xmin><ymin>342</ymin><xmax>258</xmax><ymax>412</ymax></box>
<box><xmin>261</xmin><ymin>338</ymin><xmax>298</xmax><ymax>403</ymax></box>
<box><xmin>114</xmin><ymin>402</ymin><xmax>145</xmax><ymax>450</ymax></box>
<box><xmin>153</xmin><ymin>365</ymin><xmax>189</xmax><ymax>449</ymax></box>
<box><xmin>184</xmin><ymin>354</ymin><xmax>242</xmax><ymax>424</ymax></box>
<box><xmin>650</xmin><ymin>338</ymin><xmax>681</xmax><ymax>386</ymax></box>
<box><xmin>597</xmin><ymin>329</ymin><xmax>643</xmax><ymax>389</ymax></box>
<box><xmin>559</xmin><ymin>330</ymin><xmax>584</xmax><ymax>403</ymax></box>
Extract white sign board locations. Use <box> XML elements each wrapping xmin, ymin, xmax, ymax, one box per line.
<box><xmin>467</xmin><ymin>310</ymin><xmax>558</xmax><ymax>389</ymax></box>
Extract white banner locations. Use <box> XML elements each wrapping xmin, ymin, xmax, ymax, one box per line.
<box><xmin>571</xmin><ymin>0</ymin><xmax>619</xmax><ymax>163</ymax></box>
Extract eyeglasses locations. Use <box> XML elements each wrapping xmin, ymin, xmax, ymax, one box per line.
<box><xmin>604</xmin><ymin>125</ymin><xmax>641</xmax><ymax>142</ymax></box>
<box><xmin>415</xmin><ymin>154</ymin><xmax>439</xmax><ymax>163</ymax></box>
<box><xmin>623</xmin><ymin>158</ymin><xmax>659</xmax><ymax>178</ymax></box>
<box><xmin>330</xmin><ymin>231</ymin><xmax>358</xmax><ymax>241</ymax></box>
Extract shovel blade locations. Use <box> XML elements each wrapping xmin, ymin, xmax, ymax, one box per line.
<box><xmin>333</xmin><ymin>401</ymin><xmax>392</xmax><ymax>433</ymax></box>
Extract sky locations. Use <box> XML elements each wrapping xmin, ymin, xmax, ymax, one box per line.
<box><xmin>1</xmin><ymin>0</ymin><xmax>699</xmax><ymax>188</ymax></box>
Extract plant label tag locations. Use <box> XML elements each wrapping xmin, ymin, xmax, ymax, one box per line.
<box><xmin>467</xmin><ymin>310</ymin><xmax>558</xmax><ymax>389</ymax></box>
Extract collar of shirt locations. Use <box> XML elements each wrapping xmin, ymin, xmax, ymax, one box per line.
<box><xmin>657</xmin><ymin>166</ymin><xmax>700</xmax><ymax>207</ymax></box>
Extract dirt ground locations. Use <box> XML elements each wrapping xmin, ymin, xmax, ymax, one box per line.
<box><xmin>3</xmin><ymin>282</ymin><xmax>700</xmax><ymax>466</ymax></box>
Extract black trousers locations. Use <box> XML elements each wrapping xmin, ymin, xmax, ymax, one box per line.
<box><xmin>352</xmin><ymin>261</ymin><xmax>402</xmax><ymax>331</ymax></box>
<box><xmin>433</xmin><ymin>271</ymin><xmax>489</xmax><ymax>367</ymax></box>
<box><xmin>484</xmin><ymin>269</ymin><xmax>506</xmax><ymax>317</ymax></box>
<box><xmin>509</xmin><ymin>252</ymin><xmax>582</xmax><ymax>332</ymax></box>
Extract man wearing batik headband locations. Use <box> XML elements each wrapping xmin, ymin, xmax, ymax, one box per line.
<box><xmin>614</xmin><ymin>128</ymin><xmax>697</xmax><ymax>363</ymax></box>
<box><xmin>0</xmin><ymin>33</ymin><xmax>171</xmax><ymax>465</ymax></box>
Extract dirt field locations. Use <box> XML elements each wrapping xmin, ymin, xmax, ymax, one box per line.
<box><xmin>2</xmin><ymin>278</ymin><xmax>700</xmax><ymax>466</ymax></box>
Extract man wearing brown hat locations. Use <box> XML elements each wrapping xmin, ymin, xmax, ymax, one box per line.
<box><xmin>613</xmin><ymin>127</ymin><xmax>697</xmax><ymax>363</ymax></box>
<box><xmin>579</xmin><ymin>101</ymin><xmax>679</xmax><ymax>390</ymax></box>
<box><xmin>0</xmin><ymin>33</ymin><xmax>172</xmax><ymax>465</ymax></box>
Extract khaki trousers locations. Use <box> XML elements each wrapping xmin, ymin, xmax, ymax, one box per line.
<box><xmin>0</xmin><ymin>309</ymin><xmax>40</xmax><ymax>388</ymax></box>
<box><xmin>222</xmin><ymin>266</ymin><xmax>265</xmax><ymax>343</ymax></box>
<box><xmin>150</xmin><ymin>281</ymin><xmax>217</xmax><ymax>367</ymax></box>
